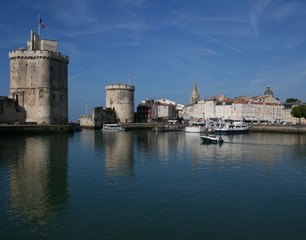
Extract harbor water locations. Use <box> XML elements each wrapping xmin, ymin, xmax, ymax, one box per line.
<box><xmin>1</xmin><ymin>130</ymin><xmax>306</xmax><ymax>240</ymax></box>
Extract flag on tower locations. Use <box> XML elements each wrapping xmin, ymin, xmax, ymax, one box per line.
<box><xmin>39</xmin><ymin>17</ymin><xmax>45</xmax><ymax>29</ymax></box>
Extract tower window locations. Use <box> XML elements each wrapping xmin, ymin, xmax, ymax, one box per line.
<box><xmin>53</xmin><ymin>94</ymin><xmax>55</xmax><ymax>100</ymax></box>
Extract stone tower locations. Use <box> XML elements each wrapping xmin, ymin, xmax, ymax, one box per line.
<box><xmin>190</xmin><ymin>80</ymin><xmax>200</xmax><ymax>104</ymax></box>
<box><xmin>9</xmin><ymin>30</ymin><xmax>69</xmax><ymax>124</ymax></box>
<box><xmin>105</xmin><ymin>84</ymin><xmax>135</xmax><ymax>123</ymax></box>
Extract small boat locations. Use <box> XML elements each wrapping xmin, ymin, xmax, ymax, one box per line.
<box><xmin>200</xmin><ymin>135</ymin><xmax>224</xmax><ymax>144</ymax></box>
<box><xmin>102</xmin><ymin>124</ymin><xmax>124</xmax><ymax>131</ymax></box>
<box><xmin>185</xmin><ymin>122</ymin><xmax>208</xmax><ymax>133</ymax></box>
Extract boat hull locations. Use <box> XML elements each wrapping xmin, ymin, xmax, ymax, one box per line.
<box><xmin>200</xmin><ymin>136</ymin><xmax>223</xmax><ymax>144</ymax></box>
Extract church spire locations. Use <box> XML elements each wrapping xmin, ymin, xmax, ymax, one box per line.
<box><xmin>190</xmin><ymin>80</ymin><xmax>200</xmax><ymax>104</ymax></box>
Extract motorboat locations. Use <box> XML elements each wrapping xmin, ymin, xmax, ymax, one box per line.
<box><xmin>200</xmin><ymin>135</ymin><xmax>224</xmax><ymax>144</ymax></box>
<box><xmin>102</xmin><ymin>124</ymin><xmax>124</xmax><ymax>131</ymax></box>
<box><xmin>185</xmin><ymin>122</ymin><xmax>209</xmax><ymax>133</ymax></box>
<box><xmin>215</xmin><ymin>119</ymin><xmax>250</xmax><ymax>133</ymax></box>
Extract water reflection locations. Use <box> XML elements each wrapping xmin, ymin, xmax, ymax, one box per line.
<box><xmin>133</xmin><ymin>132</ymin><xmax>306</xmax><ymax>172</ymax></box>
<box><xmin>0</xmin><ymin>134</ymin><xmax>69</xmax><ymax>234</ymax></box>
<box><xmin>101</xmin><ymin>131</ymin><xmax>134</xmax><ymax>177</ymax></box>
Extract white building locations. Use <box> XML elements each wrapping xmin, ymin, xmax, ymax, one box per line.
<box><xmin>157</xmin><ymin>99</ymin><xmax>177</xmax><ymax>120</ymax></box>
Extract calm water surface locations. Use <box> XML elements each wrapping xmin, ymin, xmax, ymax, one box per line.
<box><xmin>1</xmin><ymin>130</ymin><xmax>306</xmax><ymax>240</ymax></box>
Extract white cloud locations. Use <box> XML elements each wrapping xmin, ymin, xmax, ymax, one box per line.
<box><xmin>270</xmin><ymin>2</ymin><xmax>300</xmax><ymax>21</ymax></box>
<box><xmin>249</xmin><ymin>0</ymin><xmax>271</xmax><ymax>38</ymax></box>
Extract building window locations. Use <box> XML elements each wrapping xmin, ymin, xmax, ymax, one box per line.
<box><xmin>39</xmin><ymin>89</ymin><xmax>44</xmax><ymax>98</ymax></box>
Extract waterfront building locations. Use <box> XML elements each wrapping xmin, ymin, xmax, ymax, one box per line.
<box><xmin>9</xmin><ymin>30</ymin><xmax>69</xmax><ymax>124</ymax></box>
<box><xmin>136</xmin><ymin>98</ymin><xmax>156</xmax><ymax>122</ymax></box>
<box><xmin>282</xmin><ymin>102</ymin><xmax>306</xmax><ymax>124</ymax></box>
<box><xmin>183</xmin><ymin>85</ymin><xmax>303</xmax><ymax>124</ymax></box>
<box><xmin>0</xmin><ymin>96</ymin><xmax>25</xmax><ymax>124</ymax></box>
<box><xmin>176</xmin><ymin>104</ymin><xmax>185</xmax><ymax>119</ymax></box>
<box><xmin>105</xmin><ymin>84</ymin><xmax>135</xmax><ymax>123</ymax></box>
<box><xmin>136</xmin><ymin>98</ymin><xmax>178</xmax><ymax>122</ymax></box>
<box><xmin>79</xmin><ymin>107</ymin><xmax>116</xmax><ymax>129</ymax></box>
<box><xmin>156</xmin><ymin>99</ymin><xmax>177</xmax><ymax>121</ymax></box>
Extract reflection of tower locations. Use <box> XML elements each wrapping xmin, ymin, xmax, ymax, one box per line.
<box><xmin>190</xmin><ymin>80</ymin><xmax>200</xmax><ymax>104</ymax></box>
<box><xmin>105</xmin><ymin>84</ymin><xmax>135</xmax><ymax>123</ymax></box>
<box><xmin>9</xmin><ymin>30</ymin><xmax>69</xmax><ymax>124</ymax></box>
<box><xmin>103</xmin><ymin>131</ymin><xmax>134</xmax><ymax>177</ymax></box>
<box><xmin>7</xmin><ymin>134</ymin><xmax>69</xmax><ymax>226</ymax></box>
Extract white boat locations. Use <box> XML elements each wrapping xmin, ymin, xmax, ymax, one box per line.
<box><xmin>185</xmin><ymin>122</ymin><xmax>208</xmax><ymax>133</ymax></box>
<box><xmin>102</xmin><ymin>124</ymin><xmax>124</xmax><ymax>131</ymax></box>
<box><xmin>200</xmin><ymin>135</ymin><xmax>224</xmax><ymax>144</ymax></box>
<box><xmin>215</xmin><ymin>119</ymin><xmax>250</xmax><ymax>133</ymax></box>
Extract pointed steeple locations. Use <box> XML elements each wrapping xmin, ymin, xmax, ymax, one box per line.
<box><xmin>190</xmin><ymin>80</ymin><xmax>200</xmax><ymax>104</ymax></box>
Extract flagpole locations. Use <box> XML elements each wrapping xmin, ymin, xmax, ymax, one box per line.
<box><xmin>38</xmin><ymin>14</ymin><xmax>40</xmax><ymax>36</ymax></box>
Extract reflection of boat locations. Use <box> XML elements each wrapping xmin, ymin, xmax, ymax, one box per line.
<box><xmin>200</xmin><ymin>135</ymin><xmax>223</xmax><ymax>144</ymax></box>
<box><xmin>185</xmin><ymin>123</ymin><xmax>209</xmax><ymax>133</ymax></box>
<box><xmin>102</xmin><ymin>124</ymin><xmax>124</xmax><ymax>131</ymax></box>
<box><xmin>215</xmin><ymin>119</ymin><xmax>250</xmax><ymax>133</ymax></box>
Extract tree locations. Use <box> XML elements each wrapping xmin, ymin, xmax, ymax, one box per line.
<box><xmin>291</xmin><ymin>105</ymin><xmax>306</xmax><ymax>124</ymax></box>
<box><xmin>286</xmin><ymin>98</ymin><xmax>301</xmax><ymax>103</ymax></box>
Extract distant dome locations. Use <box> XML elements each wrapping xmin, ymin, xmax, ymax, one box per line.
<box><xmin>17</xmin><ymin>47</ymin><xmax>26</xmax><ymax>51</ymax></box>
<box><xmin>264</xmin><ymin>85</ymin><xmax>273</xmax><ymax>96</ymax></box>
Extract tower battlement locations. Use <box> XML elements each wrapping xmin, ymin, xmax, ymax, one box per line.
<box><xmin>105</xmin><ymin>84</ymin><xmax>135</xmax><ymax>91</ymax></box>
<box><xmin>9</xmin><ymin>50</ymin><xmax>69</xmax><ymax>63</ymax></box>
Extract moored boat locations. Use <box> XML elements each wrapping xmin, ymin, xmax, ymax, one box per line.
<box><xmin>185</xmin><ymin>122</ymin><xmax>210</xmax><ymax>133</ymax></box>
<box><xmin>215</xmin><ymin>119</ymin><xmax>250</xmax><ymax>133</ymax></box>
<box><xmin>102</xmin><ymin>124</ymin><xmax>124</xmax><ymax>131</ymax></box>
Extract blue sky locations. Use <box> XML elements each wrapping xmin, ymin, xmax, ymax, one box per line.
<box><xmin>1</xmin><ymin>0</ymin><xmax>306</xmax><ymax>121</ymax></box>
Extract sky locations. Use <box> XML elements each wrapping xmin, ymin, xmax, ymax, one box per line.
<box><xmin>1</xmin><ymin>0</ymin><xmax>306</xmax><ymax>121</ymax></box>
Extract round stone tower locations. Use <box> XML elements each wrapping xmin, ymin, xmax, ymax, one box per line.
<box><xmin>105</xmin><ymin>84</ymin><xmax>135</xmax><ymax>123</ymax></box>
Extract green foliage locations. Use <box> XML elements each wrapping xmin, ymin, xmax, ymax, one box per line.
<box><xmin>291</xmin><ymin>105</ymin><xmax>306</xmax><ymax>120</ymax></box>
<box><xmin>286</xmin><ymin>98</ymin><xmax>300</xmax><ymax>103</ymax></box>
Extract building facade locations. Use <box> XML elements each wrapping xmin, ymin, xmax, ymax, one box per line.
<box><xmin>9</xmin><ymin>31</ymin><xmax>69</xmax><ymax>124</ymax></box>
